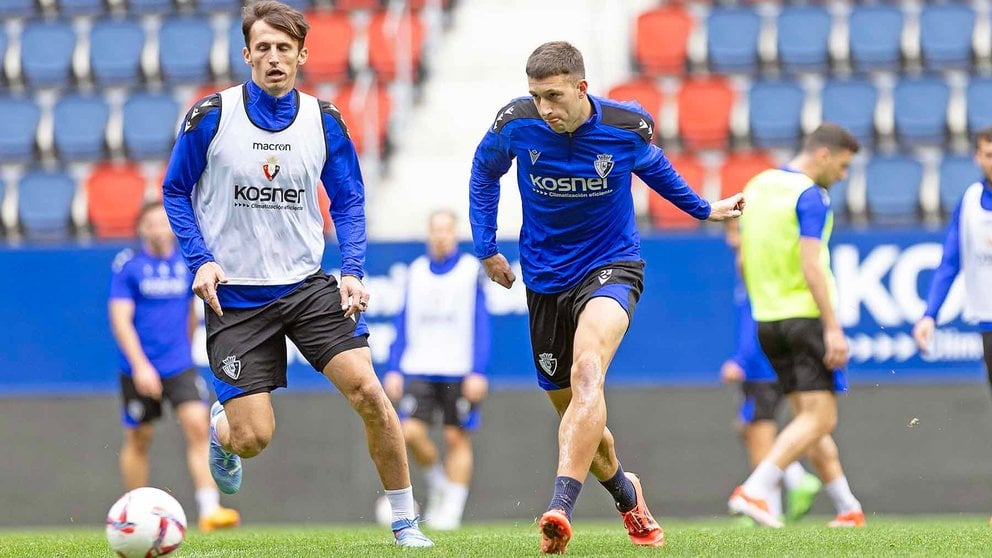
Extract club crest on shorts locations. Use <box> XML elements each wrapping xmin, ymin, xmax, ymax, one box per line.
<box><xmin>539</xmin><ymin>352</ymin><xmax>558</xmax><ymax>375</ymax></box>
<box><xmin>598</xmin><ymin>269</ymin><xmax>613</xmax><ymax>285</ymax></box>
<box><xmin>262</xmin><ymin>156</ymin><xmax>281</xmax><ymax>181</ymax></box>
<box><xmin>221</xmin><ymin>355</ymin><xmax>241</xmax><ymax>380</ymax></box>
<box><xmin>594</xmin><ymin>154</ymin><xmax>614</xmax><ymax>179</ymax></box>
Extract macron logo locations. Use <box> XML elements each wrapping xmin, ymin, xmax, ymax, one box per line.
<box><xmin>252</xmin><ymin>142</ymin><xmax>292</xmax><ymax>151</ymax></box>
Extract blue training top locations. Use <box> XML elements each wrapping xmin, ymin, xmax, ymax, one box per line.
<box><xmin>469</xmin><ymin>94</ymin><xmax>711</xmax><ymax>294</ymax></box>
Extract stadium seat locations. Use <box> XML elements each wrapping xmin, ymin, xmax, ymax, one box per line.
<box><xmin>606</xmin><ymin>79</ymin><xmax>662</xmax><ymax>123</ymax></box>
<box><xmin>58</xmin><ymin>0</ymin><xmax>104</xmax><ymax>16</ymax></box>
<box><xmin>938</xmin><ymin>154</ymin><xmax>979</xmax><ymax>217</ymax></box>
<box><xmin>53</xmin><ymin>94</ymin><xmax>110</xmax><ymax>162</ymax></box>
<box><xmin>227</xmin><ymin>20</ymin><xmax>251</xmax><ymax>83</ymax></box>
<box><xmin>127</xmin><ymin>0</ymin><xmax>172</xmax><ymax>15</ymax></box>
<box><xmin>677</xmin><ymin>77</ymin><xmax>734</xmax><ymax>150</ymax></box>
<box><xmin>90</xmin><ymin>19</ymin><xmax>145</xmax><ymax>87</ymax></box>
<box><xmin>86</xmin><ymin>163</ymin><xmax>146</xmax><ymax>239</ymax></box>
<box><xmin>919</xmin><ymin>3</ymin><xmax>975</xmax><ymax>71</ymax></box>
<box><xmin>0</xmin><ymin>29</ymin><xmax>8</xmax><ymax>88</ymax></box>
<box><xmin>158</xmin><ymin>17</ymin><xmax>214</xmax><ymax>84</ymax></box>
<box><xmin>965</xmin><ymin>77</ymin><xmax>992</xmax><ymax>135</ymax></box>
<box><xmin>645</xmin><ymin>153</ymin><xmax>703</xmax><ymax>230</ymax></box>
<box><xmin>892</xmin><ymin>76</ymin><xmax>949</xmax><ymax>146</ymax></box>
<box><xmin>748</xmin><ymin>80</ymin><xmax>805</xmax><ymax>149</ymax></box>
<box><xmin>0</xmin><ymin>96</ymin><xmax>40</xmax><ymax>164</ymax></box>
<box><xmin>706</xmin><ymin>7</ymin><xmax>761</xmax><ymax>75</ymax></box>
<box><xmin>333</xmin><ymin>82</ymin><xmax>391</xmax><ymax>155</ymax></box>
<box><xmin>864</xmin><ymin>154</ymin><xmax>923</xmax><ymax>225</ymax></box>
<box><xmin>300</xmin><ymin>11</ymin><xmax>353</xmax><ymax>83</ymax></box>
<box><xmin>336</xmin><ymin>0</ymin><xmax>380</xmax><ymax>9</ymax></box>
<box><xmin>829</xmin><ymin>176</ymin><xmax>851</xmax><ymax>223</ymax></box>
<box><xmin>0</xmin><ymin>0</ymin><xmax>35</xmax><ymax>18</ymax></box>
<box><xmin>276</xmin><ymin>0</ymin><xmax>309</xmax><ymax>10</ymax></box>
<box><xmin>848</xmin><ymin>5</ymin><xmax>903</xmax><ymax>73</ymax></box>
<box><xmin>195</xmin><ymin>0</ymin><xmax>238</xmax><ymax>13</ymax></box>
<box><xmin>720</xmin><ymin>151</ymin><xmax>775</xmax><ymax>198</ymax></box>
<box><xmin>17</xmin><ymin>169</ymin><xmax>77</xmax><ymax>240</ymax></box>
<box><xmin>634</xmin><ymin>6</ymin><xmax>692</xmax><ymax>76</ymax></box>
<box><xmin>20</xmin><ymin>20</ymin><xmax>76</xmax><ymax>88</ymax></box>
<box><xmin>122</xmin><ymin>92</ymin><xmax>179</xmax><ymax>160</ymax></box>
<box><xmin>776</xmin><ymin>6</ymin><xmax>831</xmax><ymax>74</ymax></box>
<box><xmin>821</xmin><ymin>79</ymin><xmax>877</xmax><ymax>148</ymax></box>
<box><xmin>367</xmin><ymin>11</ymin><xmax>424</xmax><ymax>82</ymax></box>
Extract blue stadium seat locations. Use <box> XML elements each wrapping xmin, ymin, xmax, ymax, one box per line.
<box><xmin>195</xmin><ymin>0</ymin><xmax>238</xmax><ymax>12</ymax></box>
<box><xmin>938</xmin><ymin>155</ymin><xmax>979</xmax><ymax>216</ymax></box>
<box><xmin>892</xmin><ymin>76</ymin><xmax>949</xmax><ymax>146</ymax></box>
<box><xmin>58</xmin><ymin>0</ymin><xmax>104</xmax><ymax>16</ymax></box>
<box><xmin>966</xmin><ymin>77</ymin><xmax>992</xmax><ymax>135</ymax></box>
<box><xmin>0</xmin><ymin>96</ymin><xmax>40</xmax><ymax>164</ymax></box>
<box><xmin>228</xmin><ymin>19</ymin><xmax>250</xmax><ymax>82</ymax></box>
<box><xmin>158</xmin><ymin>17</ymin><xmax>214</xmax><ymax>84</ymax></box>
<box><xmin>920</xmin><ymin>4</ymin><xmax>974</xmax><ymax>71</ymax></box>
<box><xmin>777</xmin><ymin>6</ymin><xmax>831</xmax><ymax>74</ymax></box>
<box><xmin>0</xmin><ymin>28</ymin><xmax>7</xmax><ymax>86</ymax></box>
<box><xmin>706</xmin><ymin>7</ymin><xmax>761</xmax><ymax>75</ymax></box>
<box><xmin>53</xmin><ymin>94</ymin><xmax>110</xmax><ymax>161</ymax></box>
<box><xmin>127</xmin><ymin>0</ymin><xmax>171</xmax><ymax>15</ymax></box>
<box><xmin>122</xmin><ymin>92</ymin><xmax>178</xmax><ymax>160</ymax></box>
<box><xmin>848</xmin><ymin>5</ymin><xmax>903</xmax><ymax>73</ymax></box>
<box><xmin>277</xmin><ymin>0</ymin><xmax>309</xmax><ymax>10</ymax></box>
<box><xmin>0</xmin><ymin>0</ymin><xmax>36</xmax><ymax>18</ymax></box>
<box><xmin>17</xmin><ymin>169</ymin><xmax>76</xmax><ymax>240</ymax></box>
<box><xmin>865</xmin><ymin>154</ymin><xmax>922</xmax><ymax>224</ymax></box>
<box><xmin>20</xmin><ymin>20</ymin><xmax>76</xmax><ymax>88</ymax></box>
<box><xmin>748</xmin><ymin>80</ymin><xmax>805</xmax><ymax>148</ymax></box>
<box><xmin>90</xmin><ymin>18</ymin><xmax>145</xmax><ymax>87</ymax></box>
<box><xmin>829</xmin><ymin>176</ymin><xmax>851</xmax><ymax>223</ymax></box>
<box><xmin>821</xmin><ymin>79</ymin><xmax>877</xmax><ymax>148</ymax></box>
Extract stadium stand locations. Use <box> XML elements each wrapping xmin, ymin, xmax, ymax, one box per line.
<box><xmin>848</xmin><ymin>4</ymin><xmax>903</xmax><ymax>73</ymax></box>
<box><xmin>127</xmin><ymin>0</ymin><xmax>173</xmax><ymax>16</ymax></box>
<box><xmin>864</xmin><ymin>154</ymin><xmax>923</xmax><ymax>225</ymax></box>
<box><xmin>776</xmin><ymin>5</ymin><xmax>831</xmax><ymax>75</ymax></box>
<box><xmin>820</xmin><ymin>78</ymin><xmax>877</xmax><ymax>149</ymax></box>
<box><xmin>938</xmin><ymin>154</ymin><xmax>980</xmax><ymax>218</ymax></box>
<box><xmin>158</xmin><ymin>17</ymin><xmax>215</xmax><ymax>84</ymax></box>
<box><xmin>0</xmin><ymin>96</ymin><xmax>41</xmax><ymax>164</ymax></box>
<box><xmin>333</xmin><ymin>81</ymin><xmax>391</xmax><ymax>155</ymax></box>
<box><xmin>58</xmin><ymin>0</ymin><xmax>105</xmax><ymax>16</ymax></box>
<box><xmin>122</xmin><ymin>92</ymin><xmax>179</xmax><ymax>160</ymax></box>
<box><xmin>634</xmin><ymin>5</ymin><xmax>691</xmax><ymax>76</ymax></box>
<box><xmin>644</xmin><ymin>153</ymin><xmax>703</xmax><ymax>230</ymax></box>
<box><xmin>892</xmin><ymin>76</ymin><xmax>949</xmax><ymax>147</ymax></box>
<box><xmin>719</xmin><ymin>151</ymin><xmax>775</xmax><ymax>198</ymax></box>
<box><xmin>677</xmin><ymin>76</ymin><xmax>734</xmax><ymax>150</ymax></box>
<box><xmin>919</xmin><ymin>3</ymin><xmax>975</xmax><ymax>72</ymax></box>
<box><xmin>227</xmin><ymin>19</ymin><xmax>251</xmax><ymax>83</ymax></box>
<box><xmin>17</xmin><ymin>169</ymin><xmax>77</xmax><ymax>240</ymax></box>
<box><xmin>606</xmin><ymin>78</ymin><xmax>662</xmax><ymax>122</ymax></box>
<box><xmin>53</xmin><ymin>94</ymin><xmax>110</xmax><ymax>162</ymax></box>
<box><xmin>90</xmin><ymin>18</ymin><xmax>146</xmax><ymax>88</ymax></box>
<box><xmin>965</xmin><ymin>77</ymin><xmax>992</xmax><ymax>136</ymax></box>
<box><xmin>830</xmin><ymin>175</ymin><xmax>851</xmax><ymax>223</ymax></box>
<box><xmin>706</xmin><ymin>7</ymin><xmax>762</xmax><ymax>76</ymax></box>
<box><xmin>299</xmin><ymin>11</ymin><xmax>353</xmax><ymax>83</ymax></box>
<box><xmin>19</xmin><ymin>20</ymin><xmax>76</xmax><ymax>88</ymax></box>
<box><xmin>748</xmin><ymin>80</ymin><xmax>805</xmax><ymax>149</ymax></box>
<box><xmin>0</xmin><ymin>0</ymin><xmax>35</xmax><ymax>18</ymax></box>
<box><xmin>367</xmin><ymin>10</ymin><xmax>425</xmax><ymax>82</ymax></box>
<box><xmin>85</xmin><ymin>163</ymin><xmax>147</xmax><ymax>239</ymax></box>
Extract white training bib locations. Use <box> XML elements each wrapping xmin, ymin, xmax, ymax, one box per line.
<box><xmin>958</xmin><ymin>183</ymin><xmax>992</xmax><ymax>323</ymax></box>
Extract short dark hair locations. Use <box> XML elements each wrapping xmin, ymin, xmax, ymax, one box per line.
<box><xmin>525</xmin><ymin>41</ymin><xmax>585</xmax><ymax>81</ymax></box>
<box><xmin>242</xmin><ymin>0</ymin><xmax>308</xmax><ymax>50</ymax></box>
<box><xmin>974</xmin><ymin>126</ymin><xmax>992</xmax><ymax>149</ymax></box>
<box><xmin>137</xmin><ymin>200</ymin><xmax>164</xmax><ymax>227</ymax></box>
<box><xmin>803</xmin><ymin>123</ymin><xmax>861</xmax><ymax>154</ymax></box>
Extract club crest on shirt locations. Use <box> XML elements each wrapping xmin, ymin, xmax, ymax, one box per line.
<box><xmin>594</xmin><ymin>154</ymin><xmax>614</xmax><ymax>179</ymax></box>
<box><xmin>262</xmin><ymin>156</ymin><xmax>281</xmax><ymax>181</ymax></box>
<box><xmin>539</xmin><ymin>352</ymin><xmax>557</xmax><ymax>376</ymax></box>
<box><xmin>221</xmin><ymin>355</ymin><xmax>241</xmax><ymax>380</ymax></box>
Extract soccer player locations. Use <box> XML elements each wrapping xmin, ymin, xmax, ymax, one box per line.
<box><xmin>913</xmin><ymin>128</ymin><xmax>992</xmax><ymax>524</ymax></box>
<box><xmin>469</xmin><ymin>41</ymin><xmax>745</xmax><ymax>553</ymax></box>
<box><xmin>721</xmin><ymin>219</ymin><xmax>822</xmax><ymax>523</ymax></box>
<box><xmin>109</xmin><ymin>201</ymin><xmax>240</xmax><ymax>533</ymax></box>
<box><xmin>161</xmin><ymin>1</ymin><xmax>432</xmax><ymax>547</ymax></box>
<box><xmin>380</xmin><ymin>209</ymin><xmax>490</xmax><ymax>531</ymax></box>
<box><xmin>729</xmin><ymin>124</ymin><xmax>865</xmax><ymax>529</ymax></box>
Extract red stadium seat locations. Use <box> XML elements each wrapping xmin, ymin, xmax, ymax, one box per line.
<box><xmin>302</xmin><ymin>11</ymin><xmax>353</xmax><ymax>82</ymax></box>
<box><xmin>719</xmin><ymin>150</ymin><xmax>776</xmax><ymax>197</ymax></box>
<box><xmin>335</xmin><ymin>0</ymin><xmax>380</xmax><ymax>9</ymax></box>
<box><xmin>333</xmin><ymin>82</ymin><xmax>391</xmax><ymax>154</ymax></box>
<box><xmin>606</xmin><ymin>78</ymin><xmax>663</xmax><ymax>124</ymax></box>
<box><xmin>367</xmin><ymin>11</ymin><xmax>424</xmax><ymax>82</ymax></box>
<box><xmin>87</xmin><ymin>163</ymin><xmax>147</xmax><ymax>238</ymax></box>
<box><xmin>678</xmin><ymin>77</ymin><xmax>734</xmax><ymax>150</ymax></box>
<box><xmin>635</xmin><ymin>6</ymin><xmax>692</xmax><ymax>76</ymax></box>
<box><xmin>645</xmin><ymin>152</ymin><xmax>705</xmax><ymax>230</ymax></box>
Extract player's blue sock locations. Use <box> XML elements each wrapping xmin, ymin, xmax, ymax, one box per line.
<box><xmin>599</xmin><ymin>463</ymin><xmax>637</xmax><ymax>513</ymax></box>
<box><xmin>548</xmin><ymin>476</ymin><xmax>583</xmax><ymax>520</ymax></box>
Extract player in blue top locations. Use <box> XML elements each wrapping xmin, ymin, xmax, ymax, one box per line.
<box><xmin>109</xmin><ymin>201</ymin><xmax>240</xmax><ymax>533</ymax></box>
<box><xmin>469</xmin><ymin>41</ymin><xmax>745</xmax><ymax>553</ymax></box>
<box><xmin>914</xmin><ymin>127</ymin><xmax>992</xmax><ymax>406</ymax></box>
<box><xmin>161</xmin><ymin>1</ymin><xmax>431</xmax><ymax>547</ymax></box>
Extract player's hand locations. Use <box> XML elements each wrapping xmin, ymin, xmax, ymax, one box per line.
<box><xmin>823</xmin><ymin>326</ymin><xmax>849</xmax><ymax>370</ymax></box>
<box><xmin>132</xmin><ymin>363</ymin><xmax>163</xmax><ymax>400</ymax></box>
<box><xmin>193</xmin><ymin>262</ymin><xmax>228</xmax><ymax>317</ymax></box>
<box><xmin>462</xmin><ymin>372</ymin><xmax>489</xmax><ymax>403</ymax></box>
<box><xmin>720</xmin><ymin>360</ymin><xmax>744</xmax><ymax>384</ymax></box>
<box><xmin>707</xmin><ymin>193</ymin><xmax>745</xmax><ymax>222</ymax></box>
<box><xmin>482</xmin><ymin>254</ymin><xmax>515</xmax><ymax>289</ymax></box>
<box><xmin>340</xmin><ymin>274</ymin><xmax>369</xmax><ymax>318</ymax></box>
<box><xmin>913</xmin><ymin>317</ymin><xmax>936</xmax><ymax>353</ymax></box>
<box><xmin>382</xmin><ymin>371</ymin><xmax>403</xmax><ymax>403</ymax></box>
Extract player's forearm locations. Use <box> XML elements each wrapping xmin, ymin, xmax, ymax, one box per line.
<box><xmin>802</xmin><ymin>259</ymin><xmax>840</xmax><ymax>331</ymax></box>
<box><xmin>109</xmin><ymin>314</ymin><xmax>152</xmax><ymax>370</ymax></box>
<box><xmin>332</xmin><ymin>210</ymin><xmax>367</xmax><ymax>279</ymax></box>
<box><xmin>469</xmin><ymin>180</ymin><xmax>500</xmax><ymax>259</ymax></box>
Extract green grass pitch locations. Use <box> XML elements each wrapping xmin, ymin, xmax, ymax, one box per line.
<box><xmin>1</xmin><ymin>516</ymin><xmax>990</xmax><ymax>557</ymax></box>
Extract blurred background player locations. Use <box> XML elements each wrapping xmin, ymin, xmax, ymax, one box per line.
<box><xmin>913</xmin><ymin>127</ymin><xmax>992</xmax><ymax>522</ymax></box>
<box><xmin>109</xmin><ymin>201</ymin><xmax>240</xmax><ymax>533</ymax></box>
<box><xmin>379</xmin><ymin>209</ymin><xmax>490</xmax><ymax>531</ymax></box>
<box><xmin>729</xmin><ymin>124</ymin><xmax>865</xmax><ymax>528</ymax></box>
<box><xmin>721</xmin><ymin>219</ymin><xmax>821</xmax><ymax>523</ymax></box>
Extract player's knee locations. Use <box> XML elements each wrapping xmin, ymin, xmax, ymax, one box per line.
<box><xmin>346</xmin><ymin>381</ymin><xmax>388</xmax><ymax>418</ymax></box>
<box><xmin>125</xmin><ymin>428</ymin><xmax>154</xmax><ymax>453</ymax></box>
<box><xmin>443</xmin><ymin>427</ymin><xmax>470</xmax><ymax>449</ymax></box>
<box><xmin>570</xmin><ymin>355</ymin><xmax>605</xmax><ymax>403</ymax></box>
<box><xmin>228</xmin><ymin>427</ymin><xmax>271</xmax><ymax>457</ymax></box>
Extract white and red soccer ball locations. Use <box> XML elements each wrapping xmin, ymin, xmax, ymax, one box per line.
<box><xmin>106</xmin><ymin>487</ymin><xmax>187</xmax><ymax>558</ymax></box>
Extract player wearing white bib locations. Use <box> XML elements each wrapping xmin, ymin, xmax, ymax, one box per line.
<box><xmin>381</xmin><ymin>210</ymin><xmax>490</xmax><ymax>531</ymax></box>
<box><xmin>161</xmin><ymin>1</ymin><xmax>431</xmax><ymax>547</ymax></box>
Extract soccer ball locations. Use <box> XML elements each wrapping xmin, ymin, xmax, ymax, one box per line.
<box><xmin>106</xmin><ymin>487</ymin><xmax>187</xmax><ymax>558</ymax></box>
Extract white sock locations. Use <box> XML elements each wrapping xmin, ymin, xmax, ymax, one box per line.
<box><xmin>783</xmin><ymin>462</ymin><xmax>809</xmax><ymax>490</ymax></box>
<box><xmin>742</xmin><ymin>461</ymin><xmax>784</xmax><ymax>500</ymax></box>
<box><xmin>425</xmin><ymin>463</ymin><xmax>446</xmax><ymax>493</ymax></box>
<box><xmin>196</xmin><ymin>487</ymin><xmax>220</xmax><ymax>517</ymax></box>
<box><xmin>824</xmin><ymin>475</ymin><xmax>862</xmax><ymax>514</ymax></box>
<box><xmin>385</xmin><ymin>486</ymin><xmax>417</xmax><ymax>522</ymax></box>
<box><xmin>767</xmin><ymin>485</ymin><xmax>783</xmax><ymax>519</ymax></box>
<box><xmin>442</xmin><ymin>482</ymin><xmax>469</xmax><ymax>524</ymax></box>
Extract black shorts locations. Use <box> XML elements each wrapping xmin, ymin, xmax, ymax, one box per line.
<box><xmin>739</xmin><ymin>380</ymin><xmax>784</xmax><ymax>423</ymax></box>
<box><xmin>757</xmin><ymin>318</ymin><xmax>835</xmax><ymax>394</ymax></box>
<box><xmin>983</xmin><ymin>331</ymin><xmax>992</xmax><ymax>388</ymax></box>
<box><xmin>526</xmin><ymin>260</ymin><xmax>645</xmax><ymax>391</ymax></box>
<box><xmin>396</xmin><ymin>377</ymin><xmax>481</xmax><ymax>430</ymax></box>
<box><xmin>120</xmin><ymin>367</ymin><xmax>209</xmax><ymax>428</ymax></box>
<box><xmin>206</xmin><ymin>272</ymin><xmax>369</xmax><ymax>403</ymax></box>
